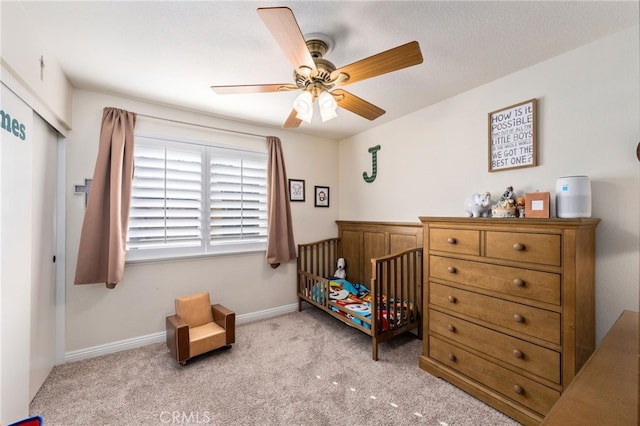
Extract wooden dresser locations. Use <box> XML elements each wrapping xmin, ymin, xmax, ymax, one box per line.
<box><xmin>419</xmin><ymin>217</ymin><xmax>600</xmax><ymax>425</ymax></box>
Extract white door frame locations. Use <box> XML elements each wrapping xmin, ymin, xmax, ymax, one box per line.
<box><xmin>55</xmin><ymin>136</ymin><xmax>66</xmax><ymax>365</ymax></box>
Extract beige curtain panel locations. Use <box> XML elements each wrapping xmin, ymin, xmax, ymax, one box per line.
<box><xmin>266</xmin><ymin>136</ymin><xmax>296</xmax><ymax>268</ymax></box>
<box><xmin>74</xmin><ymin>107</ymin><xmax>137</xmax><ymax>289</ymax></box>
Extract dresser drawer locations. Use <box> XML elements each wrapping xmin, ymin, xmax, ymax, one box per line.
<box><xmin>430</xmin><ymin>255</ymin><xmax>561</xmax><ymax>305</ymax></box>
<box><xmin>429</xmin><ymin>336</ymin><xmax>560</xmax><ymax>416</ymax></box>
<box><xmin>429</xmin><ymin>309</ymin><xmax>560</xmax><ymax>383</ymax></box>
<box><xmin>486</xmin><ymin>231</ymin><xmax>561</xmax><ymax>266</ymax></box>
<box><xmin>430</xmin><ymin>282</ymin><xmax>561</xmax><ymax>344</ymax></box>
<box><xmin>429</xmin><ymin>228</ymin><xmax>480</xmax><ymax>256</ymax></box>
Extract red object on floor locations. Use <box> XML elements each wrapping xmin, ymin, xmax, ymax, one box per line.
<box><xmin>9</xmin><ymin>416</ymin><xmax>43</xmax><ymax>426</ymax></box>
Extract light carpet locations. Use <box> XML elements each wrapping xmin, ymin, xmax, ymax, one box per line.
<box><xmin>30</xmin><ymin>307</ymin><xmax>520</xmax><ymax>425</ymax></box>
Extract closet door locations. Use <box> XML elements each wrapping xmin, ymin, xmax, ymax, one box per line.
<box><xmin>29</xmin><ymin>113</ymin><xmax>58</xmax><ymax>400</ymax></box>
<box><xmin>2</xmin><ymin>83</ymin><xmax>35</xmax><ymax>422</ymax></box>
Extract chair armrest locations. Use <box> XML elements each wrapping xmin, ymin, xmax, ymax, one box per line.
<box><xmin>166</xmin><ymin>315</ymin><xmax>190</xmax><ymax>363</ymax></box>
<box><xmin>212</xmin><ymin>304</ymin><xmax>235</xmax><ymax>344</ymax></box>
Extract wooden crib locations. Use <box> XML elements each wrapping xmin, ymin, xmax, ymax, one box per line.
<box><xmin>297</xmin><ymin>221</ymin><xmax>423</xmax><ymax>360</ymax></box>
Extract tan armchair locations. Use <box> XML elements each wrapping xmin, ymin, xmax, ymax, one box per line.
<box><xmin>166</xmin><ymin>292</ymin><xmax>235</xmax><ymax>365</ymax></box>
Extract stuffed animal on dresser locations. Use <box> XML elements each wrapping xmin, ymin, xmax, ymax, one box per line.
<box><xmin>491</xmin><ymin>186</ymin><xmax>518</xmax><ymax>217</ymax></box>
<box><xmin>465</xmin><ymin>192</ymin><xmax>492</xmax><ymax>217</ymax></box>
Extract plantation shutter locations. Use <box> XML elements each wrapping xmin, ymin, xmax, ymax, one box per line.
<box><xmin>128</xmin><ymin>141</ymin><xmax>204</xmax><ymax>251</ymax></box>
<box><xmin>209</xmin><ymin>148</ymin><xmax>268</xmax><ymax>246</ymax></box>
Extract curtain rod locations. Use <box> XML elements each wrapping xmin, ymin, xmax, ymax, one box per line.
<box><xmin>136</xmin><ymin>112</ymin><xmax>269</xmax><ymax>139</ymax></box>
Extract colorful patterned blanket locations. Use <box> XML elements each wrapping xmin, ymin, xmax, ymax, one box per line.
<box><xmin>311</xmin><ymin>279</ymin><xmax>413</xmax><ymax>331</ymax></box>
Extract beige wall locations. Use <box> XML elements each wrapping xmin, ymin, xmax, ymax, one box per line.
<box><xmin>1</xmin><ymin>1</ymin><xmax>72</xmax><ymax>133</ymax></box>
<box><xmin>338</xmin><ymin>26</ymin><xmax>640</xmax><ymax>344</ymax></box>
<box><xmin>65</xmin><ymin>90</ymin><xmax>339</xmax><ymax>352</ymax></box>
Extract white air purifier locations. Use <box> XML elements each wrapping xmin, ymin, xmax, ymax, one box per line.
<box><xmin>556</xmin><ymin>176</ymin><xmax>591</xmax><ymax>218</ymax></box>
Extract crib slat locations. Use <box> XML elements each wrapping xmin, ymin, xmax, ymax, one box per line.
<box><xmin>388</xmin><ymin>257</ymin><xmax>393</xmax><ymax>330</ymax></box>
<box><xmin>324</xmin><ymin>240</ymin><xmax>330</xmax><ymax>277</ymax></box>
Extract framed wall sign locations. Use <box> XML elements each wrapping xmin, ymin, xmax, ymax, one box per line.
<box><xmin>488</xmin><ymin>98</ymin><xmax>537</xmax><ymax>172</ymax></box>
<box><xmin>314</xmin><ymin>186</ymin><xmax>330</xmax><ymax>207</ymax></box>
<box><xmin>288</xmin><ymin>179</ymin><xmax>305</xmax><ymax>202</ymax></box>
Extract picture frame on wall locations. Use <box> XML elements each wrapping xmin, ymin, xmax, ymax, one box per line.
<box><xmin>314</xmin><ymin>186</ymin><xmax>330</xmax><ymax>207</ymax></box>
<box><xmin>288</xmin><ymin>179</ymin><xmax>305</xmax><ymax>202</ymax></box>
<box><xmin>488</xmin><ymin>98</ymin><xmax>537</xmax><ymax>172</ymax></box>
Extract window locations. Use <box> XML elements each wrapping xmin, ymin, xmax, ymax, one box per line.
<box><xmin>127</xmin><ymin>135</ymin><xmax>268</xmax><ymax>261</ymax></box>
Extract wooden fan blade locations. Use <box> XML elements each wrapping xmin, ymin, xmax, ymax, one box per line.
<box><xmin>331</xmin><ymin>41</ymin><xmax>423</xmax><ymax>86</ymax></box>
<box><xmin>211</xmin><ymin>84</ymin><xmax>298</xmax><ymax>94</ymax></box>
<box><xmin>333</xmin><ymin>89</ymin><xmax>385</xmax><ymax>121</ymax></box>
<box><xmin>283</xmin><ymin>108</ymin><xmax>302</xmax><ymax>128</ymax></box>
<box><xmin>257</xmin><ymin>7</ymin><xmax>317</xmax><ymax>74</ymax></box>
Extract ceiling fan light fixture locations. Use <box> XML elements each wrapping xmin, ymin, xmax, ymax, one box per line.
<box><xmin>320</xmin><ymin>107</ymin><xmax>338</xmax><ymax>122</ymax></box>
<box><xmin>294</xmin><ymin>91</ymin><xmax>314</xmax><ymax>123</ymax></box>
<box><xmin>318</xmin><ymin>90</ymin><xmax>338</xmax><ymax>122</ymax></box>
<box><xmin>296</xmin><ymin>108</ymin><xmax>313</xmax><ymax>123</ymax></box>
<box><xmin>294</xmin><ymin>90</ymin><xmax>313</xmax><ymax>111</ymax></box>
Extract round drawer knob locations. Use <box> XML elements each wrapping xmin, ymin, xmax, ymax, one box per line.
<box><xmin>447</xmin><ymin>266</ymin><xmax>456</xmax><ymax>274</ymax></box>
<box><xmin>448</xmin><ymin>295</ymin><xmax>457</xmax><ymax>304</ymax></box>
<box><xmin>513</xmin><ymin>349</ymin><xmax>524</xmax><ymax>359</ymax></box>
<box><xmin>513</xmin><ymin>314</ymin><xmax>525</xmax><ymax>323</ymax></box>
<box><xmin>447</xmin><ymin>324</ymin><xmax>456</xmax><ymax>332</ymax></box>
<box><xmin>513</xmin><ymin>278</ymin><xmax>525</xmax><ymax>288</ymax></box>
<box><xmin>513</xmin><ymin>384</ymin><xmax>524</xmax><ymax>395</ymax></box>
<box><xmin>513</xmin><ymin>243</ymin><xmax>525</xmax><ymax>251</ymax></box>
<box><xmin>448</xmin><ymin>353</ymin><xmax>456</xmax><ymax>362</ymax></box>
<box><xmin>447</xmin><ymin>237</ymin><xmax>457</xmax><ymax>245</ymax></box>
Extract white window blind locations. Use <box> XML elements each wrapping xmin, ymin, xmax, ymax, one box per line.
<box><xmin>209</xmin><ymin>149</ymin><xmax>268</xmax><ymax>247</ymax></box>
<box><xmin>127</xmin><ymin>136</ymin><xmax>267</xmax><ymax>261</ymax></box>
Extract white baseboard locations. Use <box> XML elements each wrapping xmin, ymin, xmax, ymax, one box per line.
<box><xmin>64</xmin><ymin>332</ymin><xmax>166</xmax><ymax>364</ymax></box>
<box><xmin>63</xmin><ymin>303</ymin><xmax>299</xmax><ymax>363</ymax></box>
<box><xmin>234</xmin><ymin>302</ymin><xmax>298</xmax><ymax>324</ymax></box>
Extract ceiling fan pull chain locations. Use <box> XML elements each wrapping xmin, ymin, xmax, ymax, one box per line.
<box><xmin>363</xmin><ymin>145</ymin><xmax>381</xmax><ymax>183</ymax></box>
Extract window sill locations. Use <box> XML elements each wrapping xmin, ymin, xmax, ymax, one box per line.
<box><xmin>125</xmin><ymin>249</ymin><xmax>266</xmax><ymax>266</ymax></box>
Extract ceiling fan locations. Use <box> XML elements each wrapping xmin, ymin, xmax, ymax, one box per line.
<box><xmin>210</xmin><ymin>7</ymin><xmax>424</xmax><ymax>128</ymax></box>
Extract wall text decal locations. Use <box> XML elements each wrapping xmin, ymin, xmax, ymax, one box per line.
<box><xmin>1</xmin><ymin>108</ymin><xmax>27</xmax><ymax>141</ymax></box>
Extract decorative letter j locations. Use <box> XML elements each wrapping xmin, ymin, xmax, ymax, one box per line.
<box><xmin>363</xmin><ymin>145</ymin><xmax>381</xmax><ymax>183</ymax></box>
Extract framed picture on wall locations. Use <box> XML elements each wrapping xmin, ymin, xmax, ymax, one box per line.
<box><xmin>288</xmin><ymin>179</ymin><xmax>305</xmax><ymax>202</ymax></box>
<box><xmin>488</xmin><ymin>98</ymin><xmax>537</xmax><ymax>172</ymax></box>
<box><xmin>314</xmin><ymin>186</ymin><xmax>330</xmax><ymax>207</ymax></box>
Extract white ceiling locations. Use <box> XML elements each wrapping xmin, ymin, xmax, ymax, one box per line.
<box><xmin>15</xmin><ymin>1</ymin><xmax>639</xmax><ymax>140</ymax></box>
